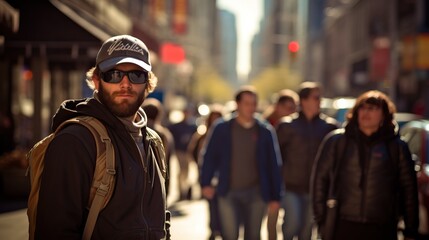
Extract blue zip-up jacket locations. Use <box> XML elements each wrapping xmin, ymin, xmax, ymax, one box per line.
<box><xmin>200</xmin><ymin>116</ymin><xmax>282</xmax><ymax>202</ymax></box>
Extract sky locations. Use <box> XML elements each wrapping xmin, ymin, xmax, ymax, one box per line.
<box><xmin>217</xmin><ymin>0</ymin><xmax>263</xmax><ymax>78</ymax></box>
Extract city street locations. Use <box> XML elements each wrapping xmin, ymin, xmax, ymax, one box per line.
<box><xmin>0</xmin><ymin>199</ymin><xmax>214</xmax><ymax>240</ymax></box>
<box><xmin>0</xmin><ymin>199</ymin><xmax>280</xmax><ymax>240</ymax></box>
<box><xmin>0</xmin><ymin>152</ymin><xmax>413</xmax><ymax>240</ymax></box>
<box><xmin>1</xmin><ymin>152</ymin><xmax>415</xmax><ymax>240</ymax></box>
<box><xmin>7</xmin><ymin>151</ymin><xmax>424</xmax><ymax>240</ymax></box>
<box><xmin>1</xmin><ymin>0</ymin><xmax>428</xmax><ymax>239</ymax></box>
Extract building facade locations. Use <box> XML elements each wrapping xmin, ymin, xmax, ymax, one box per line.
<box><xmin>322</xmin><ymin>0</ymin><xmax>429</xmax><ymax>116</ymax></box>
<box><xmin>0</xmin><ymin>0</ymin><xmax>220</xmax><ymax>148</ymax></box>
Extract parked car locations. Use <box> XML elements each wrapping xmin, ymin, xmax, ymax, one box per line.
<box><xmin>395</xmin><ymin>113</ymin><xmax>423</xmax><ymax>129</ymax></box>
<box><xmin>400</xmin><ymin>119</ymin><xmax>429</xmax><ymax>238</ymax></box>
<box><xmin>321</xmin><ymin>96</ymin><xmax>420</xmax><ymax>128</ymax></box>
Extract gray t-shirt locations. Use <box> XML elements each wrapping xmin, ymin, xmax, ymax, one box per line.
<box><xmin>229</xmin><ymin>119</ymin><xmax>259</xmax><ymax>190</ymax></box>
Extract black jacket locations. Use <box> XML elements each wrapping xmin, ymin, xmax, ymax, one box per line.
<box><xmin>276</xmin><ymin>112</ymin><xmax>338</xmax><ymax>193</ymax></box>
<box><xmin>35</xmin><ymin>98</ymin><xmax>166</xmax><ymax>240</ymax></box>
<box><xmin>311</xmin><ymin>124</ymin><xmax>419</xmax><ymax>238</ymax></box>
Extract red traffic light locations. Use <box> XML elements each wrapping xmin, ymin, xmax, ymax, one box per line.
<box><xmin>288</xmin><ymin>41</ymin><xmax>299</xmax><ymax>53</ymax></box>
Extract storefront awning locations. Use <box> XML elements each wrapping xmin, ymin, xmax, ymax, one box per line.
<box><xmin>3</xmin><ymin>1</ymin><xmax>159</xmax><ymax>62</ymax></box>
<box><xmin>50</xmin><ymin>0</ymin><xmax>122</xmax><ymax>41</ymax></box>
<box><xmin>0</xmin><ymin>0</ymin><xmax>19</xmax><ymax>33</ymax></box>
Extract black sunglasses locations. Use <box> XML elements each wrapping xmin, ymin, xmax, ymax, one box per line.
<box><xmin>101</xmin><ymin>69</ymin><xmax>149</xmax><ymax>84</ymax></box>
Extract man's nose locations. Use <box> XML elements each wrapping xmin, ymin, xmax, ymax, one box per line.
<box><xmin>119</xmin><ymin>74</ymin><xmax>132</xmax><ymax>88</ymax></box>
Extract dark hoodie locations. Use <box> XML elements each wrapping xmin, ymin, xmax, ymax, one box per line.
<box><xmin>311</xmin><ymin>121</ymin><xmax>419</xmax><ymax>238</ymax></box>
<box><xmin>35</xmin><ymin>98</ymin><xmax>166</xmax><ymax>240</ymax></box>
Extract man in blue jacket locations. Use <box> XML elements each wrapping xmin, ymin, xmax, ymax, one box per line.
<box><xmin>201</xmin><ymin>86</ymin><xmax>282</xmax><ymax>240</ymax></box>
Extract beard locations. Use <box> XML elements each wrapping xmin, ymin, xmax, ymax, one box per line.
<box><xmin>98</xmin><ymin>84</ymin><xmax>146</xmax><ymax>118</ymax></box>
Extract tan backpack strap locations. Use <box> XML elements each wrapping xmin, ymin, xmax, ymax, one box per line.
<box><xmin>146</xmin><ymin>128</ymin><xmax>167</xmax><ymax>179</ymax></box>
<box><xmin>70</xmin><ymin>117</ymin><xmax>115</xmax><ymax>240</ymax></box>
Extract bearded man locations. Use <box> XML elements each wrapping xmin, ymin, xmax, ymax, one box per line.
<box><xmin>34</xmin><ymin>35</ymin><xmax>167</xmax><ymax>240</ymax></box>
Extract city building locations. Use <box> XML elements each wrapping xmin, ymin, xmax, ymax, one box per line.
<box><xmin>323</xmin><ymin>0</ymin><xmax>429</xmax><ymax>116</ymax></box>
<box><xmin>218</xmin><ymin>9</ymin><xmax>238</xmax><ymax>85</ymax></box>
<box><xmin>0</xmin><ymin>0</ymin><xmax>220</xmax><ymax>148</ymax></box>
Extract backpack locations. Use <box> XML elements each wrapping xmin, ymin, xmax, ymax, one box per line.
<box><xmin>26</xmin><ymin>115</ymin><xmax>168</xmax><ymax>240</ymax></box>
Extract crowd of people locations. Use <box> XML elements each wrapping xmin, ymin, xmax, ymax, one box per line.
<box><xmin>162</xmin><ymin>83</ymin><xmax>419</xmax><ymax>240</ymax></box>
<box><xmin>0</xmin><ymin>35</ymin><xmax>420</xmax><ymax>240</ymax></box>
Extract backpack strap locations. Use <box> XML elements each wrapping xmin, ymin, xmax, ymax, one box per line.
<box><xmin>146</xmin><ymin>127</ymin><xmax>167</xmax><ymax>179</ymax></box>
<box><xmin>70</xmin><ymin>116</ymin><xmax>115</xmax><ymax>240</ymax></box>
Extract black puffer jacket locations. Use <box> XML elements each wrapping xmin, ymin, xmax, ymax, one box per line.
<box><xmin>35</xmin><ymin>98</ymin><xmax>166</xmax><ymax>240</ymax></box>
<box><xmin>311</xmin><ymin>124</ymin><xmax>419</xmax><ymax>238</ymax></box>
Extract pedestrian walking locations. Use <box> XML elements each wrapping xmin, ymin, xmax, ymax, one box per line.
<box><xmin>142</xmin><ymin>97</ymin><xmax>175</xmax><ymax>197</ymax></box>
<box><xmin>201</xmin><ymin>86</ymin><xmax>282</xmax><ymax>240</ymax></box>
<box><xmin>263</xmin><ymin>89</ymin><xmax>299</xmax><ymax>127</ymax></box>
<box><xmin>263</xmin><ymin>89</ymin><xmax>299</xmax><ymax>240</ymax></box>
<box><xmin>168</xmin><ymin>106</ymin><xmax>197</xmax><ymax>200</ymax></box>
<box><xmin>311</xmin><ymin>90</ymin><xmax>419</xmax><ymax>240</ymax></box>
<box><xmin>276</xmin><ymin>82</ymin><xmax>338</xmax><ymax>240</ymax></box>
<box><xmin>188</xmin><ymin>103</ymin><xmax>224</xmax><ymax>240</ymax></box>
<box><xmin>32</xmin><ymin>35</ymin><xmax>167</xmax><ymax>239</ymax></box>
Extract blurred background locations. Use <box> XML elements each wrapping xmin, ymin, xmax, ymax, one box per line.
<box><xmin>1</xmin><ymin>0</ymin><xmax>428</xmax><ymax>149</ymax></box>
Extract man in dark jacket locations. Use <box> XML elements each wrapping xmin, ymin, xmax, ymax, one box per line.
<box><xmin>276</xmin><ymin>82</ymin><xmax>338</xmax><ymax>240</ymax></box>
<box><xmin>35</xmin><ymin>35</ymin><xmax>167</xmax><ymax>239</ymax></box>
<box><xmin>201</xmin><ymin>86</ymin><xmax>282</xmax><ymax>240</ymax></box>
<box><xmin>142</xmin><ymin>97</ymin><xmax>175</xmax><ymax>198</ymax></box>
<box><xmin>311</xmin><ymin>90</ymin><xmax>418</xmax><ymax>240</ymax></box>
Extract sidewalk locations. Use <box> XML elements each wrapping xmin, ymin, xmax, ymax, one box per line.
<box><xmin>0</xmin><ymin>208</ymin><xmax>28</xmax><ymax>240</ymax></box>
<box><xmin>168</xmin><ymin>199</ymin><xmax>212</xmax><ymax>240</ymax></box>
<box><xmin>0</xmin><ymin>200</ymin><xmax>212</xmax><ymax>240</ymax></box>
<box><xmin>0</xmin><ymin>199</ymin><xmax>274</xmax><ymax>240</ymax></box>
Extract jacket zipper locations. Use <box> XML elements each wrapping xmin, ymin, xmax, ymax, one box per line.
<box><xmin>360</xmin><ymin>147</ymin><xmax>371</xmax><ymax>220</ymax></box>
<box><xmin>148</xmin><ymin>140</ymin><xmax>156</xmax><ymax>189</ymax></box>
